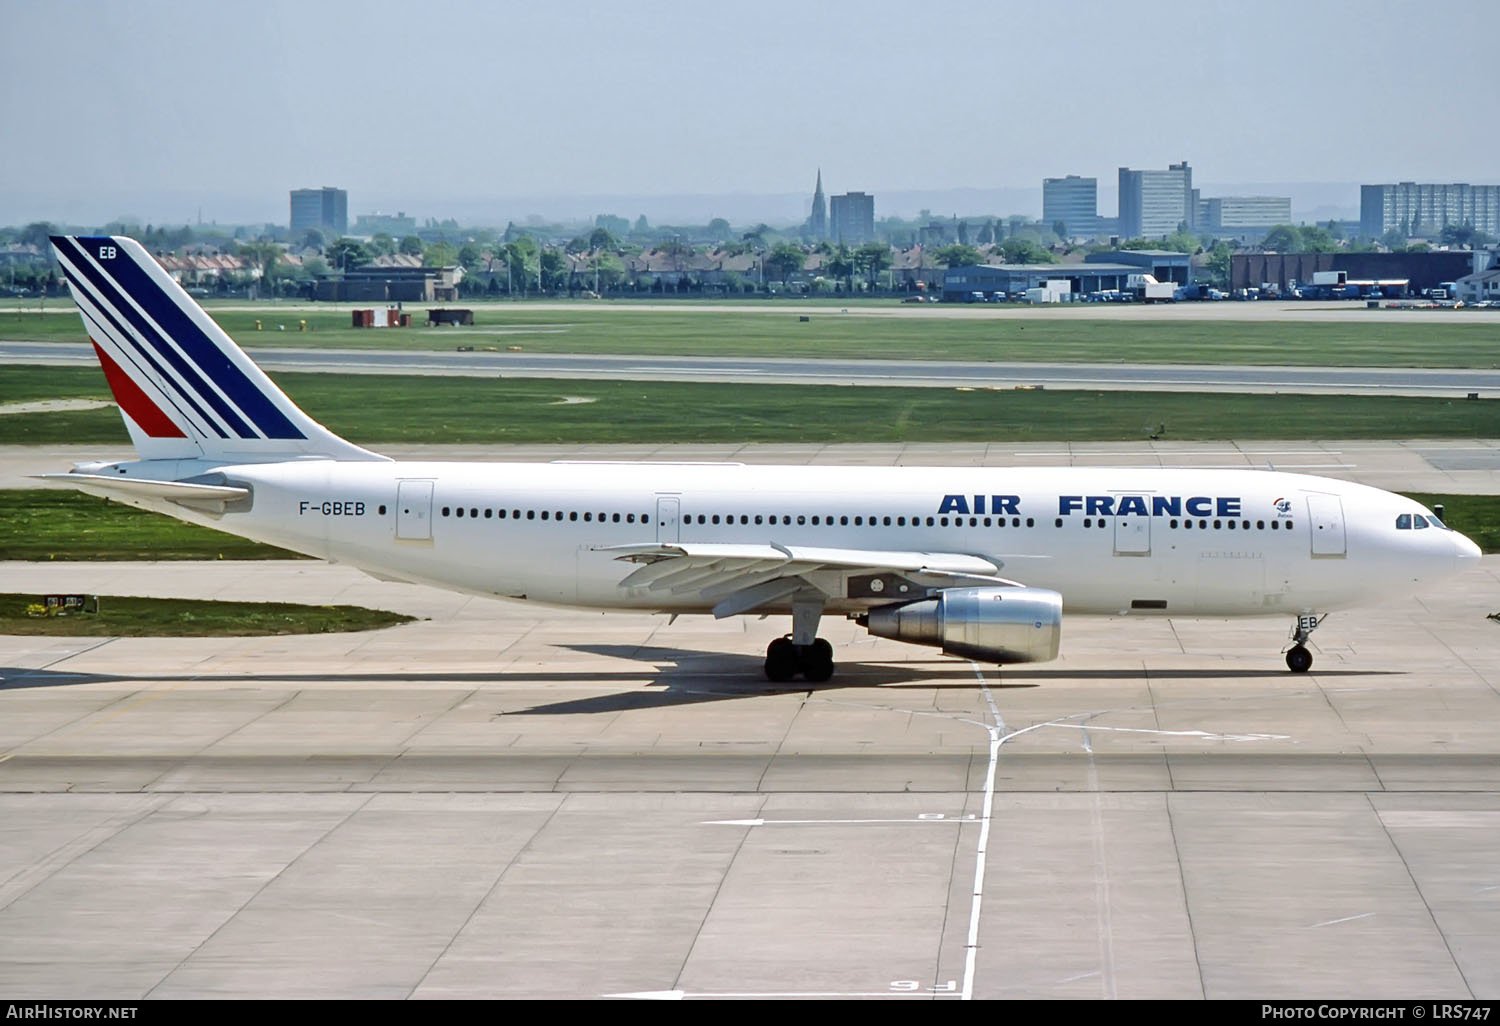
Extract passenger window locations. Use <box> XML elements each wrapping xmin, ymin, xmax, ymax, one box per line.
<box><xmin>612</xmin><ymin>513</ymin><xmax>620</xmax><ymax>522</ymax></box>
<box><xmin>883</xmin><ymin>516</ymin><xmax>892</xmax><ymax>526</ymax></box>
<box><xmin>1025</xmin><ymin>518</ymin><xmax>1033</xmax><ymax>527</ymax></box>
<box><xmin>810</xmin><ymin>516</ymin><xmax>819</xmax><ymax>525</ymax></box>
<box><xmin>569</xmin><ymin>511</ymin><xmax>577</xmax><ymax>521</ymax></box>
<box><xmin>471</xmin><ymin>508</ymin><xmax>478</xmax><ymax>518</ymax></box>
<box><xmin>797</xmin><ymin>515</ymin><xmax>806</xmax><ymax>525</ymax></box>
<box><xmin>939</xmin><ymin>517</ymin><xmax>948</xmax><ymax>527</ymax></box>
<box><xmin>755</xmin><ymin>515</ymin><xmax>763</xmax><ymax>525</ymax></box>
<box><xmin>897</xmin><ymin>516</ymin><xmax>905</xmax><ymax>526</ymax></box>
<box><xmin>627</xmin><ymin>514</ymin><xmax>635</xmax><ymax>523</ymax></box>
<box><xmin>1083</xmin><ymin>518</ymin><xmax>1091</xmax><ymax>528</ymax></box>
<box><xmin>484</xmin><ymin>509</ymin><xmax>492</xmax><ymax>519</ymax></box>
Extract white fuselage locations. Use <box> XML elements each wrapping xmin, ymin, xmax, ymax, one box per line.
<box><xmin>129</xmin><ymin>460</ymin><xmax>1476</xmax><ymax>619</ymax></box>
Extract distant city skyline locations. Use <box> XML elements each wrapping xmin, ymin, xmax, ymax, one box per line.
<box><xmin>5</xmin><ymin>1</ymin><xmax>1497</xmax><ymax>228</ymax></box>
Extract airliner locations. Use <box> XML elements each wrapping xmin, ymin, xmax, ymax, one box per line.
<box><xmin>38</xmin><ymin>235</ymin><xmax>1481</xmax><ymax>680</ymax></box>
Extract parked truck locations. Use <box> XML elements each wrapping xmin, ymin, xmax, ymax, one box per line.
<box><xmin>1126</xmin><ymin>273</ymin><xmax>1177</xmax><ymax>302</ymax></box>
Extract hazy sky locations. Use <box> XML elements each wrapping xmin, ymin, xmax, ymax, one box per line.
<box><xmin>5</xmin><ymin>0</ymin><xmax>1497</xmax><ymax>226</ymax></box>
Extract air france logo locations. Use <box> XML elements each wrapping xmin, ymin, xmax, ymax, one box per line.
<box><xmin>1273</xmin><ymin>497</ymin><xmax>1292</xmax><ymax>514</ymax></box>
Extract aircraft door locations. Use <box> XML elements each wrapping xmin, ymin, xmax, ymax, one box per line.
<box><xmin>1113</xmin><ymin>514</ymin><xmax>1150</xmax><ymax>555</ymax></box>
<box><xmin>655</xmin><ymin>495</ymin><xmax>680</xmax><ymax>544</ymax></box>
<box><xmin>1306</xmin><ymin>494</ymin><xmax>1346</xmax><ymax>557</ymax></box>
<box><xmin>396</xmin><ymin>480</ymin><xmax>434</xmax><ymax>541</ymax></box>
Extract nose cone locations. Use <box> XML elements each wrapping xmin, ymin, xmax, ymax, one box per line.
<box><xmin>1455</xmin><ymin>531</ymin><xmax>1483</xmax><ymax>566</ymax></box>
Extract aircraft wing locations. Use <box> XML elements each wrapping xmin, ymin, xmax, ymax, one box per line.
<box><xmin>592</xmin><ymin>541</ymin><xmax>1027</xmax><ymax>618</ymax></box>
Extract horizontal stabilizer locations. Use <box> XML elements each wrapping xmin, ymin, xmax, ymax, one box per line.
<box><xmin>33</xmin><ymin>473</ymin><xmax>249</xmax><ymax>512</ymax></box>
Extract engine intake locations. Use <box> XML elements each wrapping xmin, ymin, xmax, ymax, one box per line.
<box><xmin>862</xmin><ymin>586</ymin><xmax>1062</xmax><ymax>664</ymax></box>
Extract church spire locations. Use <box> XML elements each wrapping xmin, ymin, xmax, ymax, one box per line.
<box><xmin>809</xmin><ymin>168</ymin><xmax>828</xmax><ymax>241</ymax></box>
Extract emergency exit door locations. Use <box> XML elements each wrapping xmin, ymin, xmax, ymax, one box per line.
<box><xmin>396</xmin><ymin>480</ymin><xmax>434</xmax><ymax>540</ymax></box>
<box><xmin>655</xmin><ymin>495</ymin><xmax>680</xmax><ymax>543</ymax></box>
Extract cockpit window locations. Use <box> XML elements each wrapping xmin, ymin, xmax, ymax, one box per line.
<box><xmin>1412</xmin><ymin>515</ymin><xmax>1429</xmax><ymax>530</ymax></box>
<box><xmin>1396</xmin><ymin>514</ymin><xmax>1412</xmax><ymax>530</ymax></box>
<box><xmin>1426</xmin><ymin>514</ymin><xmax>1449</xmax><ymax>530</ymax></box>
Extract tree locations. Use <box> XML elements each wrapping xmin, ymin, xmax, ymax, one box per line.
<box><xmin>399</xmin><ymin>235</ymin><xmax>424</xmax><ymax>256</ymax></box>
<box><xmin>539</xmin><ymin>249</ymin><xmax>568</xmax><ymax>292</ymax></box>
<box><xmin>369</xmin><ymin>233</ymin><xmax>396</xmax><ymax>257</ymax></box>
<box><xmin>1202</xmin><ymin>241</ymin><xmax>1233</xmax><ymax>288</ymax></box>
<box><xmin>1161</xmin><ymin>229</ymin><xmax>1201</xmax><ymax>254</ymax></box>
<box><xmin>502</xmin><ymin>238</ymin><xmax>537</xmax><ymax>294</ymax></box>
<box><xmin>589</xmin><ymin>227</ymin><xmax>619</xmax><ymax>252</ymax></box>
<box><xmin>326</xmin><ymin>237</ymin><xmax>370</xmax><ymax>271</ymax></box>
<box><xmin>457</xmin><ymin>243</ymin><xmax>483</xmax><ymax>268</ymax></box>
<box><xmin>423</xmin><ymin>241</ymin><xmax>458</xmax><ymax>267</ymax></box>
<box><xmin>998</xmin><ymin>238</ymin><xmax>1055</xmax><ymax>264</ymax></box>
<box><xmin>934</xmin><ymin>243</ymin><xmax>982</xmax><ymax>267</ymax></box>
<box><xmin>1261</xmin><ymin>224</ymin><xmax>1302</xmax><ymax>252</ymax></box>
<box><xmin>1053</xmin><ymin>220</ymin><xmax>1069</xmax><ymax>241</ymax></box>
<box><xmin>706</xmin><ymin>218</ymin><xmax>731</xmax><ymax>242</ymax></box>
<box><xmin>767</xmin><ymin>241</ymin><xmax>805</xmax><ymax>282</ymax></box>
<box><xmin>857</xmin><ymin>242</ymin><xmax>892</xmax><ymax>290</ymax></box>
<box><xmin>236</xmin><ymin>241</ymin><xmax>282</xmax><ymax>290</ymax></box>
<box><xmin>18</xmin><ymin>222</ymin><xmax>57</xmax><ymax>248</ymax></box>
<box><xmin>826</xmin><ymin>244</ymin><xmax>855</xmax><ymax>289</ymax></box>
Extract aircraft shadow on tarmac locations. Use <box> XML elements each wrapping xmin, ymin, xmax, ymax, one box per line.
<box><xmin>0</xmin><ymin>647</ymin><xmax>1397</xmax><ymax>719</ymax></box>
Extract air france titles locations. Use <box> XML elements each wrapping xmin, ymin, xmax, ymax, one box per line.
<box><xmin>936</xmin><ymin>495</ymin><xmax>1243</xmax><ymax>517</ymax></box>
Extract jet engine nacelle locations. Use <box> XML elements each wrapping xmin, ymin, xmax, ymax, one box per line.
<box><xmin>862</xmin><ymin>586</ymin><xmax>1062</xmax><ymax>664</ymax></box>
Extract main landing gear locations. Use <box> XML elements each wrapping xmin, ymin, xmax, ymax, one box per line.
<box><xmin>1285</xmin><ymin>613</ymin><xmax>1324</xmax><ymax>673</ymax></box>
<box><xmin>764</xmin><ymin>636</ymin><xmax>834</xmax><ymax>683</ymax></box>
<box><xmin>764</xmin><ymin>596</ymin><xmax>834</xmax><ymax>683</ymax></box>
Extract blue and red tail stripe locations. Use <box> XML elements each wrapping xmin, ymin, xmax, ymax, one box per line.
<box><xmin>54</xmin><ymin>236</ymin><xmax>305</xmax><ymax>441</ymax></box>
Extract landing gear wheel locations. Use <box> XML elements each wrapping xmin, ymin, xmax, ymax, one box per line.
<box><xmin>798</xmin><ymin>638</ymin><xmax>835</xmax><ymax>683</ymax></box>
<box><xmin>1286</xmin><ymin>645</ymin><xmax>1313</xmax><ymax>673</ymax></box>
<box><xmin>764</xmin><ymin>637</ymin><xmax>798</xmax><ymax>682</ymax></box>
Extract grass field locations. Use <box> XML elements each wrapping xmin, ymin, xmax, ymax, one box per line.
<box><xmin>3</xmin><ymin>366</ymin><xmax>1497</xmax><ymax>446</ymax></box>
<box><xmin>0</xmin><ymin>593</ymin><xmax>413</xmax><ymax>636</ymax></box>
<box><xmin>0</xmin><ymin>489</ymin><xmax>300</xmax><ymax>560</ymax></box>
<box><xmin>6</xmin><ymin>304</ymin><xmax>1500</xmax><ymax>367</ymax></box>
<box><xmin>3</xmin><ymin>488</ymin><xmax>1495</xmax><ymax>561</ymax></box>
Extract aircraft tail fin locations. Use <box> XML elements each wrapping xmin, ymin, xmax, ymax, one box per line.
<box><xmin>49</xmin><ymin>235</ymin><xmax>386</xmax><ymax>464</ymax></box>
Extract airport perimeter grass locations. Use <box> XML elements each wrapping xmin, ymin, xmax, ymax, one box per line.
<box><xmin>2</xmin><ymin>366</ymin><xmax>1497</xmax><ymax>446</ymax></box>
<box><xmin>0</xmin><ymin>489</ymin><xmax>300</xmax><ymax>560</ymax></box>
<box><xmin>6</xmin><ymin>304</ymin><xmax>1500</xmax><ymax>368</ymax></box>
<box><xmin>0</xmin><ymin>593</ymin><xmax>413</xmax><ymax>637</ymax></box>
<box><xmin>4</xmin><ymin>488</ymin><xmax>1496</xmax><ymax>561</ymax></box>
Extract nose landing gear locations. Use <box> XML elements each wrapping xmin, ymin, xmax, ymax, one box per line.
<box><xmin>1285</xmin><ymin>613</ymin><xmax>1324</xmax><ymax>673</ymax></box>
